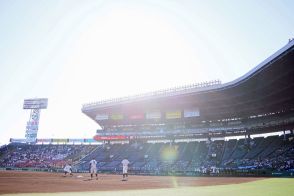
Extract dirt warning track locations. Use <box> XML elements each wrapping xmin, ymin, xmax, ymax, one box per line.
<box><xmin>0</xmin><ymin>171</ymin><xmax>265</xmax><ymax>194</ymax></box>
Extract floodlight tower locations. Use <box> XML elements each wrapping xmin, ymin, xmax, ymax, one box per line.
<box><xmin>23</xmin><ymin>98</ymin><xmax>48</xmax><ymax>143</ymax></box>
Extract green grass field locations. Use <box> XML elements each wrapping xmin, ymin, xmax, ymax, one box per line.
<box><xmin>2</xmin><ymin>178</ymin><xmax>294</xmax><ymax>196</ymax></box>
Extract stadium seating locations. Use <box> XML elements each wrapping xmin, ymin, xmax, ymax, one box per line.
<box><xmin>1</xmin><ymin>134</ymin><xmax>293</xmax><ymax>176</ymax></box>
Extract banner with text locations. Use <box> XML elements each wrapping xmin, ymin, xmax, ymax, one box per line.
<box><xmin>166</xmin><ymin>111</ymin><xmax>182</xmax><ymax>119</ymax></box>
<box><xmin>184</xmin><ymin>108</ymin><xmax>200</xmax><ymax>117</ymax></box>
<box><xmin>95</xmin><ymin>114</ymin><xmax>109</xmax><ymax>120</ymax></box>
<box><xmin>111</xmin><ymin>114</ymin><xmax>124</xmax><ymax>120</ymax></box>
<box><xmin>146</xmin><ymin>111</ymin><xmax>161</xmax><ymax>119</ymax></box>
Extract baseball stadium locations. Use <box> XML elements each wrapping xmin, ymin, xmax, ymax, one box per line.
<box><xmin>1</xmin><ymin>41</ymin><xmax>294</xmax><ymax>195</ymax></box>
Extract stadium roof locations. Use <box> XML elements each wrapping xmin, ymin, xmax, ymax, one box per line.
<box><xmin>82</xmin><ymin>40</ymin><xmax>294</xmax><ymax>125</ymax></box>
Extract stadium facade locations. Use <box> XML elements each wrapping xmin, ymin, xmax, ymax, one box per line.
<box><xmin>82</xmin><ymin>40</ymin><xmax>294</xmax><ymax>142</ymax></box>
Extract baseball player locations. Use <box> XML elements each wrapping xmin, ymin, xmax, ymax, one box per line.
<box><xmin>121</xmin><ymin>158</ymin><xmax>130</xmax><ymax>181</ymax></box>
<box><xmin>63</xmin><ymin>163</ymin><xmax>73</xmax><ymax>176</ymax></box>
<box><xmin>89</xmin><ymin>159</ymin><xmax>98</xmax><ymax>180</ymax></box>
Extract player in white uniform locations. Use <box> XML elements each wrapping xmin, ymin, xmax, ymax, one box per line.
<box><xmin>89</xmin><ymin>159</ymin><xmax>98</xmax><ymax>180</ymax></box>
<box><xmin>121</xmin><ymin>158</ymin><xmax>130</xmax><ymax>181</ymax></box>
<box><xmin>63</xmin><ymin>164</ymin><xmax>73</xmax><ymax>176</ymax></box>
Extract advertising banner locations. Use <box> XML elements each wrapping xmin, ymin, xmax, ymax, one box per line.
<box><xmin>129</xmin><ymin>113</ymin><xmax>144</xmax><ymax>120</ymax></box>
<box><xmin>111</xmin><ymin>114</ymin><xmax>124</xmax><ymax>120</ymax></box>
<box><xmin>68</xmin><ymin>139</ymin><xmax>84</xmax><ymax>143</ymax></box>
<box><xmin>84</xmin><ymin>139</ymin><xmax>96</xmax><ymax>143</ymax></box>
<box><xmin>93</xmin><ymin>135</ymin><xmax>127</xmax><ymax>140</ymax></box>
<box><xmin>146</xmin><ymin>111</ymin><xmax>161</xmax><ymax>119</ymax></box>
<box><xmin>166</xmin><ymin>111</ymin><xmax>182</xmax><ymax>119</ymax></box>
<box><xmin>10</xmin><ymin>138</ymin><xmax>27</xmax><ymax>143</ymax></box>
<box><xmin>37</xmin><ymin>139</ymin><xmax>51</xmax><ymax>143</ymax></box>
<box><xmin>51</xmin><ymin>139</ymin><xmax>68</xmax><ymax>143</ymax></box>
<box><xmin>184</xmin><ymin>108</ymin><xmax>200</xmax><ymax>117</ymax></box>
<box><xmin>95</xmin><ymin>114</ymin><xmax>109</xmax><ymax>120</ymax></box>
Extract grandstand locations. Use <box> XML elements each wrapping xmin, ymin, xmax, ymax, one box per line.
<box><xmin>1</xmin><ymin>40</ymin><xmax>294</xmax><ymax>177</ymax></box>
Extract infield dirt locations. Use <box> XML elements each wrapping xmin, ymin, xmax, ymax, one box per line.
<box><xmin>0</xmin><ymin>171</ymin><xmax>265</xmax><ymax>194</ymax></box>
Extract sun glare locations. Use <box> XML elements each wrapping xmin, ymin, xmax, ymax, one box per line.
<box><xmin>161</xmin><ymin>145</ymin><xmax>179</xmax><ymax>162</ymax></box>
<box><xmin>65</xmin><ymin>3</ymin><xmax>201</xmax><ymax>101</ymax></box>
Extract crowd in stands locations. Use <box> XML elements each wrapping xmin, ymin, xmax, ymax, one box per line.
<box><xmin>0</xmin><ymin>134</ymin><xmax>293</xmax><ymax>176</ymax></box>
<box><xmin>0</xmin><ymin>144</ymin><xmax>96</xmax><ymax>169</ymax></box>
<box><xmin>96</xmin><ymin>114</ymin><xmax>294</xmax><ymax>138</ymax></box>
<box><xmin>232</xmin><ymin>140</ymin><xmax>294</xmax><ymax>171</ymax></box>
<box><xmin>75</xmin><ymin>134</ymin><xmax>294</xmax><ymax>175</ymax></box>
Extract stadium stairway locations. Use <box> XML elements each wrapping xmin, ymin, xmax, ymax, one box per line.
<box><xmin>221</xmin><ymin>139</ymin><xmax>237</xmax><ymax>165</ymax></box>
<box><xmin>73</xmin><ymin>145</ymin><xmax>102</xmax><ymax>171</ymax></box>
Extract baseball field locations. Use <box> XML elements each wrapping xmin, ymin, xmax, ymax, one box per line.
<box><xmin>0</xmin><ymin>171</ymin><xmax>293</xmax><ymax>196</ymax></box>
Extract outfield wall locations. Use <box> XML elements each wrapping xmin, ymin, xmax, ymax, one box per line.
<box><xmin>1</xmin><ymin>167</ymin><xmax>293</xmax><ymax>177</ymax></box>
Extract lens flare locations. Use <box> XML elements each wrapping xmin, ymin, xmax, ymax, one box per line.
<box><xmin>171</xmin><ymin>176</ymin><xmax>179</xmax><ymax>188</ymax></box>
<box><xmin>160</xmin><ymin>145</ymin><xmax>178</xmax><ymax>161</ymax></box>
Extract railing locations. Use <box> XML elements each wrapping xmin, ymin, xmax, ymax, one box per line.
<box><xmin>82</xmin><ymin>80</ymin><xmax>221</xmax><ymax>109</ymax></box>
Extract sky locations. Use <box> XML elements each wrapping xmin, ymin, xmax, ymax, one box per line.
<box><xmin>0</xmin><ymin>0</ymin><xmax>293</xmax><ymax>145</ymax></box>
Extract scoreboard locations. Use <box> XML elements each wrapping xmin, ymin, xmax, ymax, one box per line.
<box><xmin>23</xmin><ymin>98</ymin><xmax>48</xmax><ymax>109</ymax></box>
